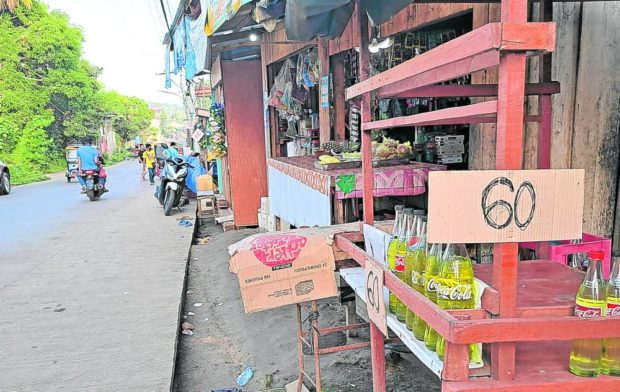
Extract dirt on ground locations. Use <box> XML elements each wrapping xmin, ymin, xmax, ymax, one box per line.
<box><xmin>172</xmin><ymin>221</ymin><xmax>441</xmax><ymax>392</ymax></box>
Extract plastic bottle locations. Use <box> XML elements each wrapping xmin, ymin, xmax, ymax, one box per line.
<box><xmin>602</xmin><ymin>250</ymin><xmax>620</xmax><ymax>376</ymax></box>
<box><xmin>408</xmin><ymin>220</ymin><xmax>428</xmax><ymax>338</ymax></box>
<box><xmin>569</xmin><ymin>250</ymin><xmax>606</xmax><ymax>377</ymax></box>
<box><xmin>387</xmin><ymin>205</ymin><xmax>405</xmax><ymax>314</ymax></box>
<box><xmin>423</xmin><ymin>243</ymin><xmax>443</xmax><ymax>351</ymax></box>
<box><xmin>395</xmin><ymin>209</ymin><xmax>414</xmax><ymax>322</ymax></box>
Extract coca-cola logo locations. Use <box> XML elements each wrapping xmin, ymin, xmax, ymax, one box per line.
<box><xmin>607</xmin><ymin>303</ymin><xmax>620</xmax><ymax>317</ymax></box>
<box><xmin>250</xmin><ymin>234</ymin><xmax>307</xmax><ymax>268</ymax></box>
<box><xmin>574</xmin><ymin>305</ymin><xmax>602</xmax><ymax>318</ymax></box>
<box><xmin>425</xmin><ymin>278</ymin><xmax>437</xmax><ymax>293</ymax></box>
<box><xmin>395</xmin><ymin>256</ymin><xmax>405</xmax><ymax>272</ymax></box>
<box><xmin>437</xmin><ymin>284</ymin><xmax>473</xmax><ymax>301</ymax></box>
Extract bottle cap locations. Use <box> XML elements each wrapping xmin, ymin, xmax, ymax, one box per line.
<box><xmin>588</xmin><ymin>250</ymin><xmax>604</xmax><ymax>260</ymax></box>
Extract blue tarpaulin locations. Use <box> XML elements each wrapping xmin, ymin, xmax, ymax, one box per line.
<box><xmin>184</xmin><ymin>155</ymin><xmax>206</xmax><ymax>193</ymax></box>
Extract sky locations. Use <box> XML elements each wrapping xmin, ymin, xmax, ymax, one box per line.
<box><xmin>43</xmin><ymin>0</ymin><xmax>182</xmax><ymax>106</ymax></box>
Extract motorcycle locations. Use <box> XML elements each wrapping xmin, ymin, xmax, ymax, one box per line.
<box><xmin>156</xmin><ymin>157</ymin><xmax>193</xmax><ymax>216</ymax></box>
<box><xmin>81</xmin><ymin>170</ymin><xmax>105</xmax><ymax>201</ymax></box>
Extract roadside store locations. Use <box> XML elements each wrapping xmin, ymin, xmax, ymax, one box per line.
<box><xmin>222</xmin><ymin>0</ymin><xmax>620</xmax><ymax>391</ymax></box>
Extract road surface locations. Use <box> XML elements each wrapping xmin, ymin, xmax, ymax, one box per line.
<box><xmin>0</xmin><ymin>160</ymin><xmax>194</xmax><ymax>391</ymax></box>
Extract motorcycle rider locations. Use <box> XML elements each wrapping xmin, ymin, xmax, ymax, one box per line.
<box><xmin>77</xmin><ymin>144</ymin><xmax>107</xmax><ymax>193</ymax></box>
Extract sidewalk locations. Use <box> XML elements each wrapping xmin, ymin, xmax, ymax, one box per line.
<box><xmin>0</xmin><ymin>173</ymin><xmax>194</xmax><ymax>391</ymax></box>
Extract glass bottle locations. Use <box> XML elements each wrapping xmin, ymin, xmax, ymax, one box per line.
<box><xmin>423</xmin><ymin>243</ymin><xmax>443</xmax><ymax>351</ymax></box>
<box><xmin>387</xmin><ymin>205</ymin><xmax>405</xmax><ymax>314</ymax></box>
<box><xmin>603</xmin><ymin>250</ymin><xmax>620</xmax><ymax>376</ymax></box>
<box><xmin>569</xmin><ymin>250</ymin><xmax>606</xmax><ymax>377</ymax></box>
<box><xmin>394</xmin><ymin>209</ymin><xmax>414</xmax><ymax>322</ymax></box>
<box><xmin>408</xmin><ymin>220</ymin><xmax>428</xmax><ymax>338</ymax></box>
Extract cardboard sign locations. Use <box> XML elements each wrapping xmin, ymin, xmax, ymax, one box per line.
<box><xmin>191</xmin><ymin>128</ymin><xmax>205</xmax><ymax>142</ymax></box>
<box><xmin>228</xmin><ymin>230</ymin><xmax>338</xmax><ymax>313</ymax></box>
<box><xmin>427</xmin><ymin>169</ymin><xmax>584</xmax><ymax>244</ymax></box>
<box><xmin>365</xmin><ymin>260</ymin><xmax>388</xmax><ymax>337</ymax></box>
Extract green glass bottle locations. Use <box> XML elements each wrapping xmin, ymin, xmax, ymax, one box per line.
<box><xmin>423</xmin><ymin>243</ymin><xmax>443</xmax><ymax>350</ymax></box>
<box><xmin>395</xmin><ymin>209</ymin><xmax>414</xmax><ymax>322</ymax></box>
<box><xmin>407</xmin><ymin>220</ymin><xmax>428</xmax><ymax>338</ymax></box>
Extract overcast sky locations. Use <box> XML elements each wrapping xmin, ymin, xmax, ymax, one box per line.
<box><xmin>44</xmin><ymin>0</ymin><xmax>182</xmax><ymax>106</ymax></box>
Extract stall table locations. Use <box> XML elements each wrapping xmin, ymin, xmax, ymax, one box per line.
<box><xmin>267</xmin><ymin>156</ymin><xmax>446</xmax><ymax>227</ymax></box>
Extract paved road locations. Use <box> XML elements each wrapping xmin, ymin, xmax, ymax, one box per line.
<box><xmin>0</xmin><ymin>161</ymin><xmax>194</xmax><ymax>391</ymax></box>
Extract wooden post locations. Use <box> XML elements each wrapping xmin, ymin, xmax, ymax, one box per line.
<box><xmin>332</xmin><ymin>53</ymin><xmax>347</xmax><ymax>141</ymax></box>
<box><xmin>491</xmin><ymin>0</ymin><xmax>528</xmax><ymax>381</ymax></box>
<box><xmin>537</xmin><ymin>0</ymin><xmax>553</xmax><ymax>170</ymax></box>
<box><xmin>318</xmin><ymin>38</ymin><xmax>331</xmax><ymax>145</ymax></box>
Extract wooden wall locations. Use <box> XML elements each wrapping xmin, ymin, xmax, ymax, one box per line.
<box><xmin>469</xmin><ymin>2</ymin><xmax>620</xmax><ymax>241</ymax></box>
<box><xmin>379</xmin><ymin>3</ymin><xmax>473</xmax><ymax>37</ymax></box>
<box><xmin>262</xmin><ymin>23</ymin><xmax>310</xmax><ymax>65</ymax></box>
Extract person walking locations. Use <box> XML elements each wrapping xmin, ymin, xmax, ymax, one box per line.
<box><xmin>143</xmin><ymin>144</ymin><xmax>157</xmax><ymax>185</ymax></box>
<box><xmin>137</xmin><ymin>144</ymin><xmax>147</xmax><ymax>180</ymax></box>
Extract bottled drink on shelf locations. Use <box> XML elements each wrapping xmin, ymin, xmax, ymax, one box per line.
<box><xmin>408</xmin><ymin>220</ymin><xmax>428</xmax><ymax>338</ymax></box>
<box><xmin>387</xmin><ymin>205</ymin><xmax>405</xmax><ymax>314</ymax></box>
<box><xmin>395</xmin><ymin>209</ymin><xmax>414</xmax><ymax>322</ymax></box>
<box><xmin>569</xmin><ymin>250</ymin><xmax>607</xmax><ymax>377</ymax></box>
<box><xmin>603</xmin><ymin>250</ymin><xmax>620</xmax><ymax>376</ymax></box>
<box><xmin>435</xmin><ymin>244</ymin><xmax>481</xmax><ymax>366</ymax></box>
<box><xmin>424</xmin><ymin>243</ymin><xmax>443</xmax><ymax>351</ymax></box>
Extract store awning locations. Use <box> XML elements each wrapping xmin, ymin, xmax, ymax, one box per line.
<box><xmin>284</xmin><ymin>0</ymin><xmax>413</xmax><ymax>41</ymax></box>
<box><xmin>204</xmin><ymin>0</ymin><xmax>255</xmax><ymax>36</ymax></box>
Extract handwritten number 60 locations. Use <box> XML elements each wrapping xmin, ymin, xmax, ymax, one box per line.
<box><xmin>366</xmin><ymin>271</ymin><xmax>380</xmax><ymax>313</ymax></box>
<box><xmin>481</xmin><ymin>177</ymin><xmax>536</xmax><ymax>231</ymax></box>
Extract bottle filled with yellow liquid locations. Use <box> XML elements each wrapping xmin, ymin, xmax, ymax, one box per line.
<box><xmin>570</xmin><ymin>250</ymin><xmax>606</xmax><ymax>377</ymax></box>
<box><xmin>603</xmin><ymin>251</ymin><xmax>620</xmax><ymax>376</ymax></box>
<box><xmin>386</xmin><ymin>205</ymin><xmax>405</xmax><ymax>314</ymax></box>
<box><xmin>394</xmin><ymin>209</ymin><xmax>414</xmax><ymax>322</ymax></box>
<box><xmin>435</xmin><ymin>244</ymin><xmax>481</xmax><ymax>366</ymax></box>
<box><xmin>408</xmin><ymin>220</ymin><xmax>428</xmax><ymax>338</ymax></box>
<box><xmin>423</xmin><ymin>243</ymin><xmax>443</xmax><ymax>351</ymax></box>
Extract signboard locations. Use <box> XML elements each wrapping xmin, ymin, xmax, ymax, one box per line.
<box><xmin>365</xmin><ymin>260</ymin><xmax>388</xmax><ymax>336</ymax></box>
<box><xmin>192</xmin><ymin>128</ymin><xmax>205</xmax><ymax>142</ymax></box>
<box><xmin>320</xmin><ymin>75</ymin><xmax>329</xmax><ymax>109</ymax></box>
<box><xmin>427</xmin><ymin>169</ymin><xmax>584</xmax><ymax>244</ymax></box>
<box><xmin>204</xmin><ymin>0</ymin><xmax>253</xmax><ymax>36</ymax></box>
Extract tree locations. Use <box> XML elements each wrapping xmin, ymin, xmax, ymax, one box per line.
<box><xmin>99</xmin><ymin>91</ymin><xmax>154</xmax><ymax>143</ymax></box>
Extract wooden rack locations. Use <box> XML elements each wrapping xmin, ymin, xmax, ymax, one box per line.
<box><xmin>336</xmin><ymin>0</ymin><xmax>620</xmax><ymax>391</ymax></box>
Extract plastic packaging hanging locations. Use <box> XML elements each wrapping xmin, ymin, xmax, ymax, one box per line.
<box><xmin>268</xmin><ymin>59</ymin><xmax>294</xmax><ymax>111</ymax></box>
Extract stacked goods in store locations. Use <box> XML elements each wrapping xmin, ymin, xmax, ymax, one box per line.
<box><xmin>423</xmin><ymin>243</ymin><xmax>443</xmax><ymax>350</ymax></box>
<box><xmin>603</xmin><ymin>251</ymin><xmax>620</xmax><ymax>375</ymax></box>
<box><xmin>387</xmin><ymin>205</ymin><xmax>405</xmax><ymax>314</ymax></box>
<box><xmin>371</xmin><ymin>138</ymin><xmax>412</xmax><ymax>160</ymax></box>
<box><xmin>435</xmin><ymin>244</ymin><xmax>482</xmax><ymax>366</ymax></box>
<box><xmin>394</xmin><ymin>209</ymin><xmax>414</xmax><ymax>322</ymax></box>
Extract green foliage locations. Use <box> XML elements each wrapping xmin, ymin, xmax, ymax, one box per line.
<box><xmin>0</xmin><ymin>1</ymin><xmax>152</xmax><ymax>184</ymax></box>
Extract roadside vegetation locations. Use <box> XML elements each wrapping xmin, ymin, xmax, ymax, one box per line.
<box><xmin>0</xmin><ymin>1</ymin><xmax>153</xmax><ymax>185</ymax></box>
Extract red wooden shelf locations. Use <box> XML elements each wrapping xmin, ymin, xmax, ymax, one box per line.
<box><xmin>378</xmin><ymin>82</ymin><xmax>561</xmax><ymax>99</ymax></box>
<box><xmin>345</xmin><ymin>22</ymin><xmax>555</xmax><ymax>101</ymax></box>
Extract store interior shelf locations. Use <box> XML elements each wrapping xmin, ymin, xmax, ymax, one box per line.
<box><xmin>345</xmin><ymin>22</ymin><xmax>555</xmax><ymax>100</ymax></box>
<box><xmin>378</xmin><ymin>82</ymin><xmax>561</xmax><ymax>99</ymax></box>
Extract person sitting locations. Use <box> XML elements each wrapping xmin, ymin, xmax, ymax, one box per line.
<box><xmin>76</xmin><ymin>144</ymin><xmax>107</xmax><ymax>193</ymax></box>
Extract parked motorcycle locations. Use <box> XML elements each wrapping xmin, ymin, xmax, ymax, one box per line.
<box><xmin>81</xmin><ymin>170</ymin><xmax>105</xmax><ymax>201</ymax></box>
<box><xmin>156</xmin><ymin>157</ymin><xmax>193</xmax><ymax>216</ymax></box>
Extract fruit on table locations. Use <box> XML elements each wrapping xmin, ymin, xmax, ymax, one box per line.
<box><xmin>319</xmin><ymin>155</ymin><xmax>340</xmax><ymax>164</ymax></box>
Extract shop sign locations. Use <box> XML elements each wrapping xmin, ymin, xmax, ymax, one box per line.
<box><xmin>365</xmin><ymin>258</ymin><xmax>388</xmax><ymax>337</ymax></box>
<box><xmin>204</xmin><ymin>0</ymin><xmax>253</xmax><ymax>36</ymax></box>
<box><xmin>192</xmin><ymin>128</ymin><xmax>205</xmax><ymax>142</ymax></box>
<box><xmin>427</xmin><ymin>169</ymin><xmax>584</xmax><ymax>243</ymax></box>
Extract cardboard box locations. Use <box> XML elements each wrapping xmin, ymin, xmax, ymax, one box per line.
<box><xmin>260</xmin><ymin>197</ymin><xmax>270</xmax><ymax>214</ymax></box>
<box><xmin>228</xmin><ymin>229</ymin><xmax>339</xmax><ymax>313</ymax></box>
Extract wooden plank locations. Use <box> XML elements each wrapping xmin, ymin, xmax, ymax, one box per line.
<box><xmin>346</xmin><ymin>23</ymin><xmax>502</xmax><ymax>100</ymax></box>
<box><xmin>379</xmin><ymin>82</ymin><xmax>560</xmax><ymax>99</ymax></box>
<box><xmin>573</xmin><ymin>2</ymin><xmax>620</xmax><ymax>238</ymax></box>
<box><xmin>318</xmin><ymin>38</ymin><xmax>330</xmax><ymax>145</ymax></box>
<box><xmin>499</xmin><ymin>23</ymin><xmax>556</xmax><ymax>52</ymax></box>
<box><xmin>358</xmin><ymin>10</ymin><xmax>374</xmax><ymax>226</ymax></box>
<box><xmin>362</xmin><ymin>101</ymin><xmax>498</xmax><ymax>130</ymax></box>
<box><xmin>377</xmin><ymin>50</ymin><xmax>500</xmax><ymax>99</ymax></box>
<box><xmin>332</xmin><ymin>53</ymin><xmax>346</xmax><ymax>141</ymax></box>
<box><xmin>442</xmin><ymin>343</ymin><xmax>470</xmax><ymax>381</ymax></box>
<box><xmin>379</xmin><ymin>4</ymin><xmax>471</xmax><ymax>37</ymax></box>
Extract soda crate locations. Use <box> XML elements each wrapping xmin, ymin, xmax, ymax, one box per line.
<box><xmin>521</xmin><ymin>233</ymin><xmax>612</xmax><ymax>278</ymax></box>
